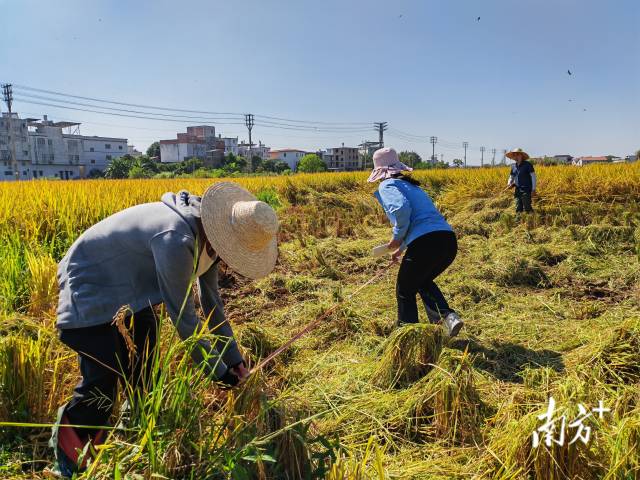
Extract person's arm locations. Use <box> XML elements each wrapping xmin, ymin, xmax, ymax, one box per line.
<box><xmin>198</xmin><ymin>263</ymin><xmax>244</xmax><ymax>369</ymax></box>
<box><xmin>379</xmin><ymin>183</ymin><xmax>412</xmax><ymax>250</ymax></box>
<box><xmin>150</xmin><ymin>231</ymin><xmax>231</xmax><ymax>381</ymax></box>
<box><xmin>530</xmin><ymin>164</ymin><xmax>537</xmax><ymax>192</ymax></box>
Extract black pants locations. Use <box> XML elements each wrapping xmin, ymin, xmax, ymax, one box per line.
<box><xmin>396</xmin><ymin>231</ymin><xmax>457</xmax><ymax>325</ymax></box>
<box><xmin>59</xmin><ymin>306</ymin><xmax>158</xmax><ymax>437</ymax></box>
<box><xmin>514</xmin><ymin>187</ymin><xmax>533</xmax><ymax>213</ymax></box>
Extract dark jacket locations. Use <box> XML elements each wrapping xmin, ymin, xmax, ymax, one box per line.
<box><xmin>56</xmin><ymin>190</ymin><xmax>243</xmax><ymax>379</ymax></box>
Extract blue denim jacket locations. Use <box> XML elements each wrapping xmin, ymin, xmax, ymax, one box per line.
<box><xmin>374</xmin><ymin>178</ymin><xmax>452</xmax><ymax>250</ymax></box>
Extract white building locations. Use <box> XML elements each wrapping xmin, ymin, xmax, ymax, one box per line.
<box><xmin>159</xmin><ymin>125</ymin><xmax>221</xmax><ymax>163</ymax></box>
<box><xmin>1</xmin><ymin>113</ymin><xmax>127</xmax><ymax>181</ymax></box>
<box><xmin>0</xmin><ymin>113</ymin><xmax>32</xmax><ymax>180</ymax></box>
<box><xmin>239</xmin><ymin>141</ymin><xmax>270</xmax><ymax>161</ymax></box>
<box><xmin>270</xmin><ymin>148</ymin><xmax>306</xmax><ymax>170</ymax></box>
<box><xmin>218</xmin><ymin>135</ymin><xmax>239</xmax><ymax>156</ymax></box>
<box><xmin>81</xmin><ymin>135</ymin><xmax>128</xmax><ymax>172</ymax></box>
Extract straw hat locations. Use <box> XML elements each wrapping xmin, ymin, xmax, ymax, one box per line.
<box><xmin>201</xmin><ymin>182</ymin><xmax>278</xmax><ymax>279</ymax></box>
<box><xmin>367</xmin><ymin>147</ymin><xmax>413</xmax><ymax>182</ymax></box>
<box><xmin>506</xmin><ymin>148</ymin><xmax>530</xmax><ymax>160</ymax></box>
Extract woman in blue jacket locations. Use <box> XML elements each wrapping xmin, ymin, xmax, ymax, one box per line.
<box><xmin>369</xmin><ymin>148</ymin><xmax>463</xmax><ymax>337</ymax></box>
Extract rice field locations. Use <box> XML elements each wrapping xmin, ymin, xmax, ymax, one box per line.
<box><xmin>1</xmin><ymin>163</ymin><xmax>639</xmax><ymax>479</ymax></box>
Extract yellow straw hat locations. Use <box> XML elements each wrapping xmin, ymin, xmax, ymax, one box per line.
<box><xmin>201</xmin><ymin>182</ymin><xmax>278</xmax><ymax>279</ymax></box>
<box><xmin>506</xmin><ymin>148</ymin><xmax>530</xmax><ymax>160</ymax></box>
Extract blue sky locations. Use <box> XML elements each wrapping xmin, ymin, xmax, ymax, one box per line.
<box><xmin>1</xmin><ymin>0</ymin><xmax>638</xmax><ymax>164</ymax></box>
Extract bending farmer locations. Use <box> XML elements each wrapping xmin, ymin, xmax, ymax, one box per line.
<box><xmin>369</xmin><ymin>148</ymin><xmax>463</xmax><ymax>337</ymax></box>
<box><xmin>51</xmin><ymin>182</ymin><xmax>279</xmax><ymax>477</ymax></box>
<box><xmin>506</xmin><ymin>148</ymin><xmax>536</xmax><ymax>213</ymax></box>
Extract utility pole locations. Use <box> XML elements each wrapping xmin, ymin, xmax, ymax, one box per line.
<box><xmin>491</xmin><ymin>148</ymin><xmax>496</xmax><ymax>167</ymax></box>
<box><xmin>244</xmin><ymin>113</ymin><xmax>254</xmax><ymax>172</ymax></box>
<box><xmin>502</xmin><ymin>149</ymin><xmax>507</xmax><ymax>165</ymax></box>
<box><xmin>2</xmin><ymin>84</ymin><xmax>19</xmax><ymax>181</ymax></box>
<box><xmin>480</xmin><ymin>146</ymin><xmax>486</xmax><ymax>167</ymax></box>
<box><xmin>373</xmin><ymin>122</ymin><xmax>388</xmax><ymax>148</ymax></box>
<box><xmin>463</xmin><ymin>141</ymin><xmax>468</xmax><ymax>168</ymax></box>
<box><xmin>430</xmin><ymin>136</ymin><xmax>437</xmax><ymax>163</ymax></box>
<box><xmin>440</xmin><ymin>153</ymin><xmax>444</xmax><ymax>163</ymax></box>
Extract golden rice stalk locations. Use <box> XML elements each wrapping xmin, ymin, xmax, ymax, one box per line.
<box><xmin>404</xmin><ymin>349</ymin><xmax>483</xmax><ymax>445</ymax></box>
<box><xmin>111</xmin><ymin>304</ymin><xmax>136</xmax><ymax>365</ymax></box>
<box><xmin>373</xmin><ymin>323</ymin><xmax>444</xmax><ymax>389</ymax></box>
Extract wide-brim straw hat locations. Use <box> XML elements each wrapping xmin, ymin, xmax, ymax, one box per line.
<box><xmin>506</xmin><ymin>148</ymin><xmax>530</xmax><ymax>160</ymax></box>
<box><xmin>201</xmin><ymin>182</ymin><xmax>278</xmax><ymax>279</ymax></box>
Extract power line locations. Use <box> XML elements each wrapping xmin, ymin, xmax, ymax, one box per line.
<box><xmin>12</xmin><ymin>83</ymin><xmax>371</xmax><ymax>127</ymax></box>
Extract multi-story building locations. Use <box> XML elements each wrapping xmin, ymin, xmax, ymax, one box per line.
<box><xmin>0</xmin><ymin>112</ymin><xmax>32</xmax><ymax>180</ymax></box>
<box><xmin>270</xmin><ymin>148</ymin><xmax>306</xmax><ymax>170</ymax></box>
<box><xmin>218</xmin><ymin>135</ymin><xmax>239</xmax><ymax>156</ymax></box>
<box><xmin>239</xmin><ymin>141</ymin><xmax>270</xmax><ymax>161</ymax></box>
<box><xmin>159</xmin><ymin>125</ymin><xmax>225</xmax><ymax>167</ymax></box>
<box><xmin>1</xmin><ymin>113</ymin><xmax>128</xmax><ymax>181</ymax></box>
<box><xmin>322</xmin><ymin>145</ymin><xmax>361</xmax><ymax>171</ymax></box>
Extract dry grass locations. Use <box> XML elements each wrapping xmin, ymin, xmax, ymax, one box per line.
<box><xmin>1</xmin><ymin>163</ymin><xmax>640</xmax><ymax>478</ymax></box>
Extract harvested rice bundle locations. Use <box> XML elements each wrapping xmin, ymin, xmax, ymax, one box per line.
<box><xmin>372</xmin><ymin>323</ymin><xmax>444</xmax><ymax>389</ymax></box>
<box><xmin>482</xmin><ymin>400</ymin><xmax>607</xmax><ymax>480</ymax></box>
<box><xmin>582</xmin><ymin>317</ymin><xmax>640</xmax><ymax>386</ymax></box>
<box><xmin>404</xmin><ymin>349</ymin><xmax>483</xmax><ymax>445</ymax></box>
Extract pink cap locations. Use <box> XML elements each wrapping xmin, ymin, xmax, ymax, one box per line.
<box><xmin>367</xmin><ymin>147</ymin><xmax>413</xmax><ymax>182</ymax></box>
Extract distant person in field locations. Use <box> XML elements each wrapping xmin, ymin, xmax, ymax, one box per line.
<box><xmin>50</xmin><ymin>182</ymin><xmax>278</xmax><ymax>477</ymax></box>
<box><xmin>369</xmin><ymin>147</ymin><xmax>463</xmax><ymax>337</ymax></box>
<box><xmin>506</xmin><ymin>148</ymin><xmax>537</xmax><ymax>213</ymax></box>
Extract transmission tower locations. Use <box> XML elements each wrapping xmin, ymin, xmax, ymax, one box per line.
<box><xmin>463</xmin><ymin>141</ymin><xmax>468</xmax><ymax>168</ymax></box>
<box><xmin>1</xmin><ymin>84</ymin><xmax>18</xmax><ymax>181</ymax></box>
<box><xmin>480</xmin><ymin>146</ymin><xmax>486</xmax><ymax>167</ymax></box>
<box><xmin>430</xmin><ymin>136</ymin><xmax>438</xmax><ymax>163</ymax></box>
<box><xmin>373</xmin><ymin>122</ymin><xmax>388</xmax><ymax>148</ymax></box>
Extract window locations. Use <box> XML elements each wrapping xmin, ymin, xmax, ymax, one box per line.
<box><xmin>105</xmin><ymin>144</ymin><xmax>111</xmax><ymax>149</ymax></box>
<box><xmin>37</xmin><ymin>138</ymin><xmax>45</xmax><ymax>146</ymax></box>
<box><xmin>118</xmin><ymin>145</ymin><xmax>123</xmax><ymax>150</ymax></box>
<box><xmin>23</xmin><ymin>150</ymin><xmax>28</xmax><ymax>157</ymax></box>
<box><xmin>39</xmin><ymin>170</ymin><xmax>43</xmax><ymax>176</ymax></box>
<box><xmin>90</xmin><ymin>159</ymin><xmax>95</xmax><ymax>164</ymax></box>
<box><xmin>48</xmin><ymin>139</ymin><xmax>53</xmax><ymax>146</ymax></box>
<box><xmin>106</xmin><ymin>155</ymin><xmax>112</xmax><ymax>160</ymax></box>
<box><xmin>90</xmin><ymin>147</ymin><xmax>94</xmax><ymax>152</ymax></box>
<box><xmin>4</xmin><ymin>171</ymin><xmax>12</xmax><ymax>176</ymax></box>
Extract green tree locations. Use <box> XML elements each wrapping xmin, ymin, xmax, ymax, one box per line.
<box><xmin>297</xmin><ymin>154</ymin><xmax>326</xmax><ymax>173</ymax></box>
<box><xmin>104</xmin><ymin>155</ymin><xmax>134</xmax><ymax>179</ymax></box>
<box><xmin>146</xmin><ymin>142</ymin><xmax>160</xmax><ymax>158</ymax></box>
<box><xmin>176</xmin><ymin>158</ymin><xmax>204</xmax><ymax>175</ymax></box>
<box><xmin>273</xmin><ymin>161</ymin><xmax>290</xmax><ymax>174</ymax></box>
<box><xmin>258</xmin><ymin>159</ymin><xmax>276</xmax><ymax>172</ymax></box>
<box><xmin>452</xmin><ymin>158</ymin><xmax>464</xmax><ymax>168</ymax></box>
<box><xmin>399</xmin><ymin>151</ymin><xmax>422</xmax><ymax>167</ymax></box>
<box><xmin>128</xmin><ymin>165</ymin><xmax>149</xmax><ymax>179</ymax></box>
<box><xmin>140</xmin><ymin>155</ymin><xmax>159</xmax><ymax>174</ymax></box>
<box><xmin>250</xmin><ymin>155</ymin><xmax>263</xmax><ymax>173</ymax></box>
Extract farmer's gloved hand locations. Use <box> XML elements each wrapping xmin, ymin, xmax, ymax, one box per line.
<box><xmin>218</xmin><ymin>368</ymin><xmax>240</xmax><ymax>389</ymax></box>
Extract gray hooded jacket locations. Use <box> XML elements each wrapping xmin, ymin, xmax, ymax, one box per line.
<box><xmin>56</xmin><ymin>190</ymin><xmax>243</xmax><ymax>379</ymax></box>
